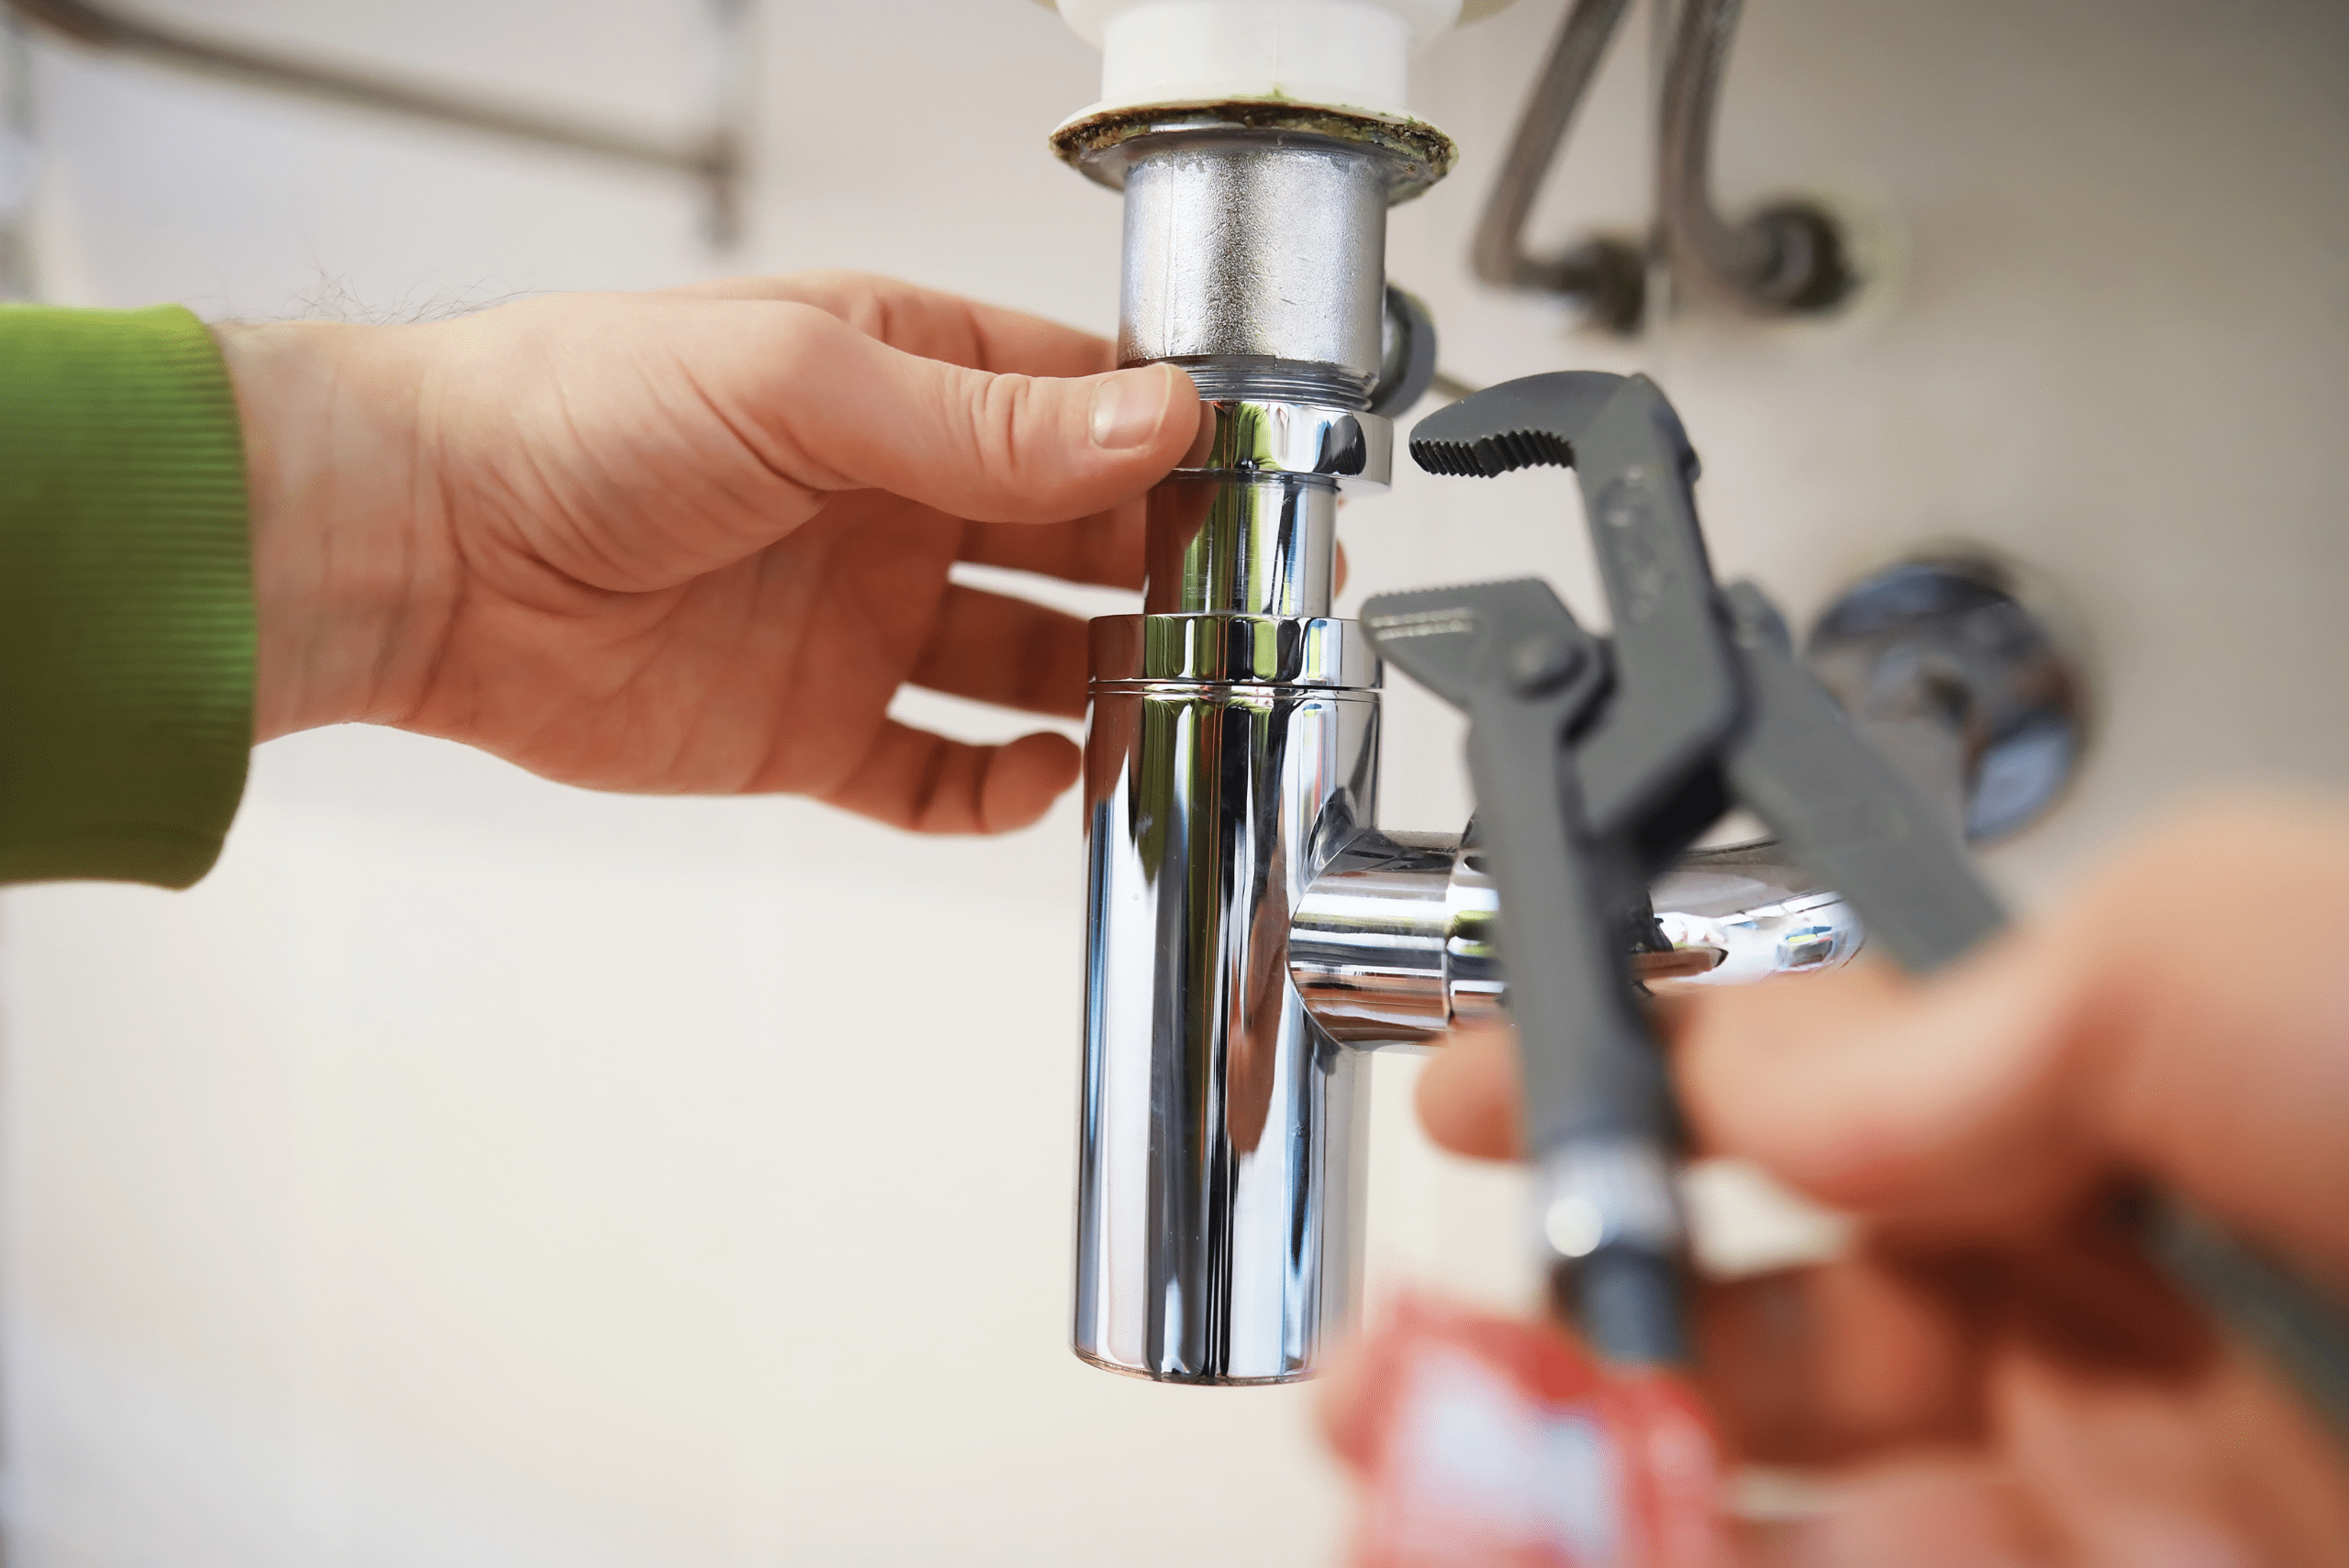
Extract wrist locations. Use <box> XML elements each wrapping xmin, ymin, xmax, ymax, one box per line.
<box><xmin>214</xmin><ymin>319</ymin><xmax>458</xmax><ymax>741</ymax></box>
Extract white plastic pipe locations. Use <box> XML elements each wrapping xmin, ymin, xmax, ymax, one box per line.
<box><xmin>1054</xmin><ymin>0</ymin><xmax>1462</xmax><ymax>121</ymax></box>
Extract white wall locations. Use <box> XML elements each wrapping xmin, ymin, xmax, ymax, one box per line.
<box><xmin>3</xmin><ymin>0</ymin><xmax>2345</xmax><ymax>1562</ymax></box>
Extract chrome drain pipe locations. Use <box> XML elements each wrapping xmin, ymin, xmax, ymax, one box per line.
<box><xmin>1068</xmin><ymin>117</ymin><xmax>1416</xmax><ymax>1384</ymax></box>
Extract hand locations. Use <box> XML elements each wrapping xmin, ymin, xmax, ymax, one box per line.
<box><xmin>215</xmin><ymin>272</ymin><xmax>1201</xmax><ymax>832</ymax></box>
<box><xmin>1379</xmin><ymin>795</ymin><xmax>2349</xmax><ymax>1565</ymax></box>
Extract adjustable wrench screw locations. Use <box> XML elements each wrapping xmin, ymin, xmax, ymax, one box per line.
<box><xmin>1510</xmin><ymin>634</ymin><xmax>1586</xmax><ymax>695</ymax></box>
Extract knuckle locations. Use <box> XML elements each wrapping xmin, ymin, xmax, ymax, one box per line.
<box><xmin>757</xmin><ymin>300</ymin><xmax>846</xmax><ymax>361</ymax></box>
<box><xmin>969</xmin><ymin>371</ymin><xmax>1041</xmax><ymax>497</ymax></box>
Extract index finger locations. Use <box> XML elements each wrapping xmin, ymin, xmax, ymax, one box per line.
<box><xmin>674</xmin><ymin>269</ymin><xmax>1113</xmax><ymax>378</ymax></box>
<box><xmin>1682</xmin><ymin>792</ymin><xmax>2349</xmax><ymax>1276</ymax></box>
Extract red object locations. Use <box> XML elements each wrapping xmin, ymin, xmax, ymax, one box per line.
<box><xmin>1339</xmin><ymin>1295</ymin><xmax>1731</xmax><ymax>1568</ymax></box>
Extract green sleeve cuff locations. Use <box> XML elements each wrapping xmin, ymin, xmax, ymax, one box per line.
<box><xmin>0</xmin><ymin>304</ymin><xmax>254</xmax><ymax>889</ymax></box>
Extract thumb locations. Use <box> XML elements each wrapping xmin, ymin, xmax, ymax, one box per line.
<box><xmin>732</xmin><ymin>303</ymin><xmax>1202</xmax><ymax>523</ymax></box>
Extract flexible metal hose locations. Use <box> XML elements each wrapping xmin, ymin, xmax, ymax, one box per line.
<box><xmin>1468</xmin><ymin>0</ymin><xmax>1645</xmax><ymax>331</ymax></box>
<box><xmin>1659</xmin><ymin>0</ymin><xmax>1852</xmax><ymax>313</ymax></box>
<box><xmin>1473</xmin><ymin>0</ymin><xmax>1854</xmax><ymax>325</ymax></box>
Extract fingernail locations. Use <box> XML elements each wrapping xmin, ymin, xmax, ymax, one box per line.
<box><xmin>1090</xmin><ymin>366</ymin><xmax>1170</xmax><ymax>450</ymax></box>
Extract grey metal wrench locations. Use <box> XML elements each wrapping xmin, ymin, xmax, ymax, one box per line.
<box><xmin>1364</xmin><ymin>373</ymin><xmax>2349</xmax><ymax>1442</ymax></box>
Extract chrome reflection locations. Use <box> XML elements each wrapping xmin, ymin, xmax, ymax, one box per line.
<box><xmin>1088</xmin><ymin>614</ymin><xmax>1379</xmax><ymax>687</ymax></box>
<box><xmin>1176</xmin><ymin>397</ymin><xmax>1395</xmax><ymax>492</ymax></box>
<box><xmin>1287</xmin><ymin>835</ymin><xmax>1865</xmax><ymax>1046</ymax></box>
<box><xmin>1646</xmin><ymin>840</ymin><xmax>1863</xmax><ymax>987</ymax></box>
<box><xmin>1074</xmin><ymin>670</ymin><xmax>1381</xmax><ymax>1385</ymax></box>
<box><xmin>1144</xmin><ymin>474</ymin><xmax>1339</xmax><ymax>618</ymax></box>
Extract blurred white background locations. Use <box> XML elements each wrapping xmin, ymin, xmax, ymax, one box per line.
<box><xmin>1</xmin><ymin>0</ymin><xmax>2344</xmax><ymax>1562</ymax></box>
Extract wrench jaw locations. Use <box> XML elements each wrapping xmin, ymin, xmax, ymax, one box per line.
<box><xmin>1406</xmin><ymin>370</ymin><xmax>1631</xmax><ymax>476</ymax></box>
<box><xmin>1409</xmin><ymin>426</ymin><xmax>1578</xmax><ymax>477</ymax></box>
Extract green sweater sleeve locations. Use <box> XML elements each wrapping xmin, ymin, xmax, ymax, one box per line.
<box><xmin>0</xmin><ymin>305</ymin><xmax>254</xmax><ymax>889</ymax></box>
